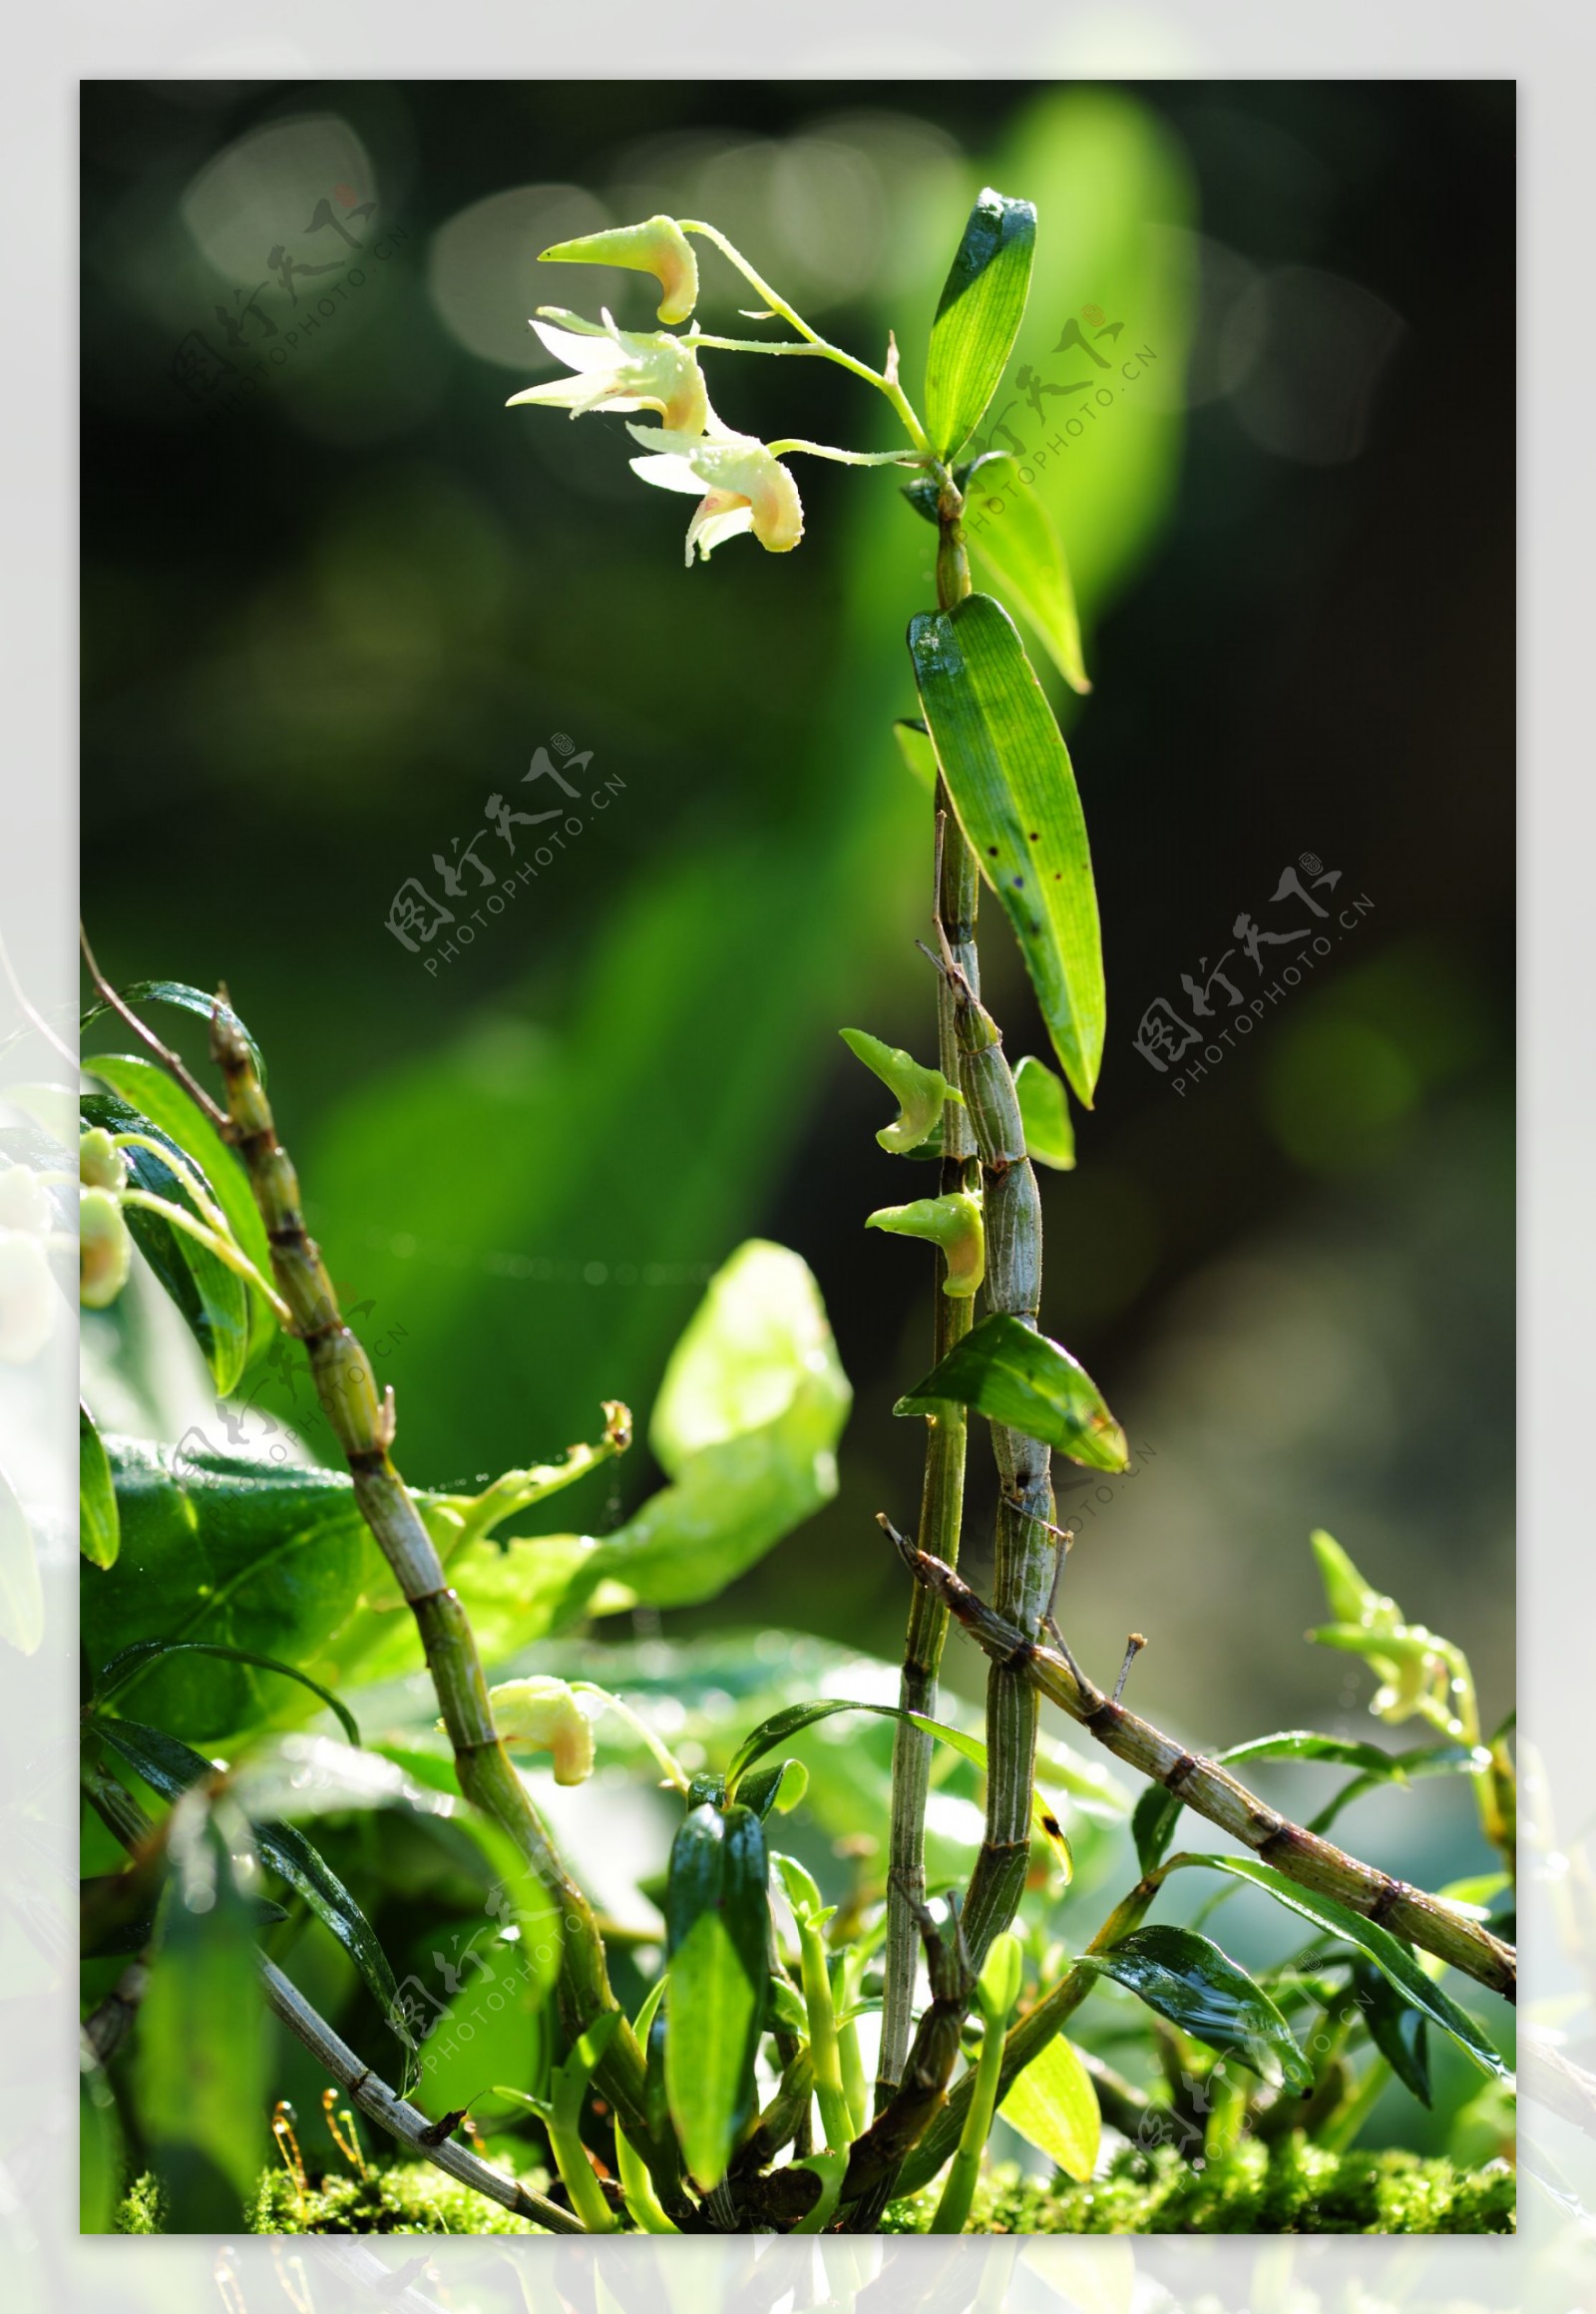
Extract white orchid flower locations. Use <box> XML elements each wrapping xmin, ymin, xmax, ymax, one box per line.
<box><xmin>508</xmin><ymin>309</ymin><xmax>708</xmax><ymax>438</ymax></box>
<box><xmin>626</xmin><ymin>424</ymin><xmax>805</xmax><ymax>565</ymax></box>
<box><xmin>539</xmin><ymin>214</ymin><xmax>698</xmax><ymax>327</ymax></box>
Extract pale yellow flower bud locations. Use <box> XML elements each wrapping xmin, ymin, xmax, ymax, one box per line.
<box><xmin>80</xmin><ymin>1187</ymin><xmax>133</xmax><ymax>1311</ymax></box>
<box><xmin>540</xmin><ymin>215</ymin><xmax>698</xmax><ymax>326</ymax></box>
<box><xmin>79</xmin><ymin>1129</ymin><xmax>129</xmax><ymax>1194</ymax></box>
<box><xmin>488</xmin><ymin>1676</ymin><xmax>596</xmax><ymax>1786</ymax></box>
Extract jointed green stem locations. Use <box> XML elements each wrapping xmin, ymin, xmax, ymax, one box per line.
<box><xmin>889</xmin><ymin>1528</ymin><xmax>1519</xmax><ymax>2003</ymax></box>
<box><xmin>878</xmin><ymin>793</ymin><xmax>980</xmax><ymax>2104</ymax></box>
<box><xmin>200</xmin><ymin>1001</ymin><xmax>681</xmax><ymax>2202</ymax></box>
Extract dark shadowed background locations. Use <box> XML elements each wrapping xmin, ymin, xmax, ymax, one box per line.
<box><xmin>80</xmin><ymin>77</ymin><xmax>1513</xmax><ymax>1925</ymax></box>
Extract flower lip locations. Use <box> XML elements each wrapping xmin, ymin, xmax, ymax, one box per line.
<box><xmin>625</xmin><ymin>422</ymin><xmax>805</xmax><ymax>564</ymax></box>
<box><xmin>508</xmin><ymin>312</ymin><xmax>708</xmax><ymax>438</ymax></box>
<box><xmin>539</xmin><ymin>214</ymin><xmax>698</xmax><ymax>327</ymax></box>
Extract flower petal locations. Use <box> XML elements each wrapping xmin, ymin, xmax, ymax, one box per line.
<box><xmin>540</xmin><ymin>214</ymin><xmax>699</xmax><ymax>326</ymax></box>
<box><xmin>629</xmin><ymin>452</ymin><xmax>710</xmax><ymax>497</ymax></box>
<box><xmin>687</xmin><ymin>494</ymin><xmax>755</xmax><ymax>565</ymax></box>
<box><xmin>528</xmin><ymin>316</ymin><xmax>625</xmax><ymax>374</ymax></box>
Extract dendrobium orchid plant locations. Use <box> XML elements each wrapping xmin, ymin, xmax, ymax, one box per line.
<box><xmin>510</xmin><ymin>210</ymin><xmax>930</xmax><ymax>567</ymax></box>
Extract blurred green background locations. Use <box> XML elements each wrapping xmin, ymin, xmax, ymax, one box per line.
<box><xmin>80</xmin><ymin>79</ymin><xmax>1513</xmax><ymax>1829</ymax></box>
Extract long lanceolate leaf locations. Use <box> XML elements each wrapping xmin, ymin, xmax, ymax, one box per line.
<box><xmin>95</xmin><ymin>1638</ymin><xmax>362</xmax><ymax>1744</ymax></box>
<box><xmin>79</xmin><ymin>1402</ymin><xmax>119</xmax><ymax>1570</ymax></box>
<box><xmin>1175</xmin><ymin>1854</ymin><xmax>1511</xmax><ymax>2081</ymax></box>
<box><xmin>1132</xmin><ymin>1729</ymin><xmax>1439</xmax><ymax>1874</ymax></box>
<box><xmin>910</xmin><ymin>594</ymin><xmax>1105</xmax><ymax>1104</ymax></box>
<box><xmin>87</xmin><ymin>1050</ymin><xmax>279</xmax><ymax>1365</ymax></box>
<box><xmin>80</xmin><ymin>978</ymin><xmax>267</xmax><ymax>1084</ymax></box>
<box><xmin>924</xmin><ymin>190</ymin><xmax>1037</xmax><ymax>461</ymax></box>
<box><xmin>664</xmin><ymin>1800</ymin><xmax>769</xmax><ymax>2189</ymax></box>
<box><xmin>962</xmin><ymin>452</ymin><xmax>1089</xmax><ymax>694</ymax></box>
<box><xmin>91</xmin><ymin>1715</ymin><xmax>412</xmax><ymax>2055</ymax></box>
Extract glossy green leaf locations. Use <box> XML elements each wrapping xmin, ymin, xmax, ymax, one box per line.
<box><xmin>135</xmin><ymin>1788</ymin><xmax>266</xmax><ymax>2225</ymax></box>
<box><xmin>0</xmin><ymin>1460</ymin><xmax>42</xmax><ymax>1656</ymax></box>
<box><xmin>737</xmin><ymin>1757</ymin><xmax>809</xmax><ymax>1820</ymax></box>
<box><xmin>726</xmin><ymin>1695</ymin><xmax>1069</xmax><ymax>1872</ymax></box>
<box><xmin>87</xmin><ymin>1051</ymin><xmax>278</xmax><ymax>1366</ymax></box>
<box><xmin>82</xmin><ymin>1437</ymin><xmax>395</xmax><ymax>1741</ymax></box>
<box><xmin>1177</xmin><ymin>1854</ymin><xmax>1509</xmax><ymax>2080</ymax></box>
<box><xmin>80</xmin><ymin>1402</ymin><xmax>120</xmax><ymax>1570</ymax></box>
<box><xmin>616</xmin><ymin>1978</ymin><xmax>678</xmax><ymax>2232</ymax></box>
<box><xmin>649</xmin><ymin>1240</ymin><xmax>840</xmax><ymax>1467</ymax></box>
<box><xmin>664</xmin><ymin>1799</ymin><xmax>769</xmax><ymax>2187</ymax></box>
<box><xmin>1012</xmin><ymin>1055</ymin><xmax>1075</xmax><ymax>1171</ymax></box>
<box><xmin>80</xmin><ymin>978</ymin><xmax>265</xmax><ymax>1084</ymax></box>
<box><xmin>999</xmin><ymin>2027</ymin><xmax>1101</xmax><ymax>2180</ymax></box>
<box><xmin>1078</xmin><ymin>1924</ymin><xmax>1312</xmax><ymax>2090</ymax></box>
<box><xmin>80</xmin><ymin>1091</ymin><xmax>249</xmax><ymax>1395</ymax></box>
<box><xmin>96</xmin><ymin>1638</ymin><xmax>361</xmax><ymax>1744</ymax></box>
<box><xmin>895</xmin><ymin>1309</ymin><xmax>1126</xmax><ymax>1470</ymax></box>
<box><xmin>893</xmin><ymin>717</ymin><xmax>939</xmax><ymax>795</ymax></box>
<box><xmin>1306</xmin><ymin>1742</ymin><xmax>1474</xmax><ymax>1837</ymax></box>
<box><xmin>925</xmin><ymin>189</ymin><xmax>1036</xmax><ymax>460</ymax></box>
<box><xmin>1220</xmin><ymin>1731</ymin><xmax>1413</xmax><ymax>1775</ymax></box>
<box><xmin>93</xmin><ymin>1716</ymin><xmax>413</xmax><ymax>2055</ymax></box>
<box><xmin>909</xmin><ymin>594</ymin><xmax>1104</xmax><ymax>1102</ymax></box>
<box><xmin>962</xmin><ymin>453</ymin><xmax>1089</xmax><ymax>692</ymax></box>
<box><xmin>387</xmin><ymin>1246</ymin><xmax>844</xmax><ymax>1657</ymax></box>
<box><xmin>539</xmin><ymin>1240</ymin><xmax>851</xmax><ymax>1629</ymax></box>
<box><xmin>1351</xmin><ymin>1957</ymin><xmax>1430</xmax><ymax>2107</ymax></box>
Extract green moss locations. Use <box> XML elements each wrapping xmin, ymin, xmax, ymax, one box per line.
<box><xmin>245</xmin><ymin>2159</ymin><xmax>552</xmax><ymax>2234</ymax></box>
<box><xmin>885</xmin><ymin>2145</ymin><xmax>1515</xmax><ymax>2235</ymax></box>
<box><xmin>115</xmin><ymin>2173</ymin><xmax>168</xmax><ymax>2233</ymax></box>
<box><xmin>124</xmin><ymin>2141</ymin><xmax>1514</xmax><ymax>2234</ymax></box>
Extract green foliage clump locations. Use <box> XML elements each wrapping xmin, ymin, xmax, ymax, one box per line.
<box><xmin>244</xmin><ymin>2160</ymin><xmax>550</xmax><ymax>2234</ymax></box>
<box><xmin>114</xmin><ymin>2172</ymin><xmax>167</xmax><ymax>2232</ymax></box>
<box><xmin>885</xmin><ymin>2145</ymin><xmax>1515</xmax><ymax>2235</ymax></box>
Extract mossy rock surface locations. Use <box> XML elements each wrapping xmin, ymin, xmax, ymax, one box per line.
<box><xmin>118</xmin><ymin>2141</ymin><xmax>1515</xmax><ymax>2235</ymax></box>
<box><xmin>886</xmin><ymin>2144</ymin><xmax>1515</xmax><ymax>2235</ymax></box>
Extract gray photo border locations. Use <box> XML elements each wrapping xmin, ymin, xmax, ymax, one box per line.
<box><xmin>4</xmin><ymin>9</ymin><xmax>1583</xmax><ymax>2309</ymax></box>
